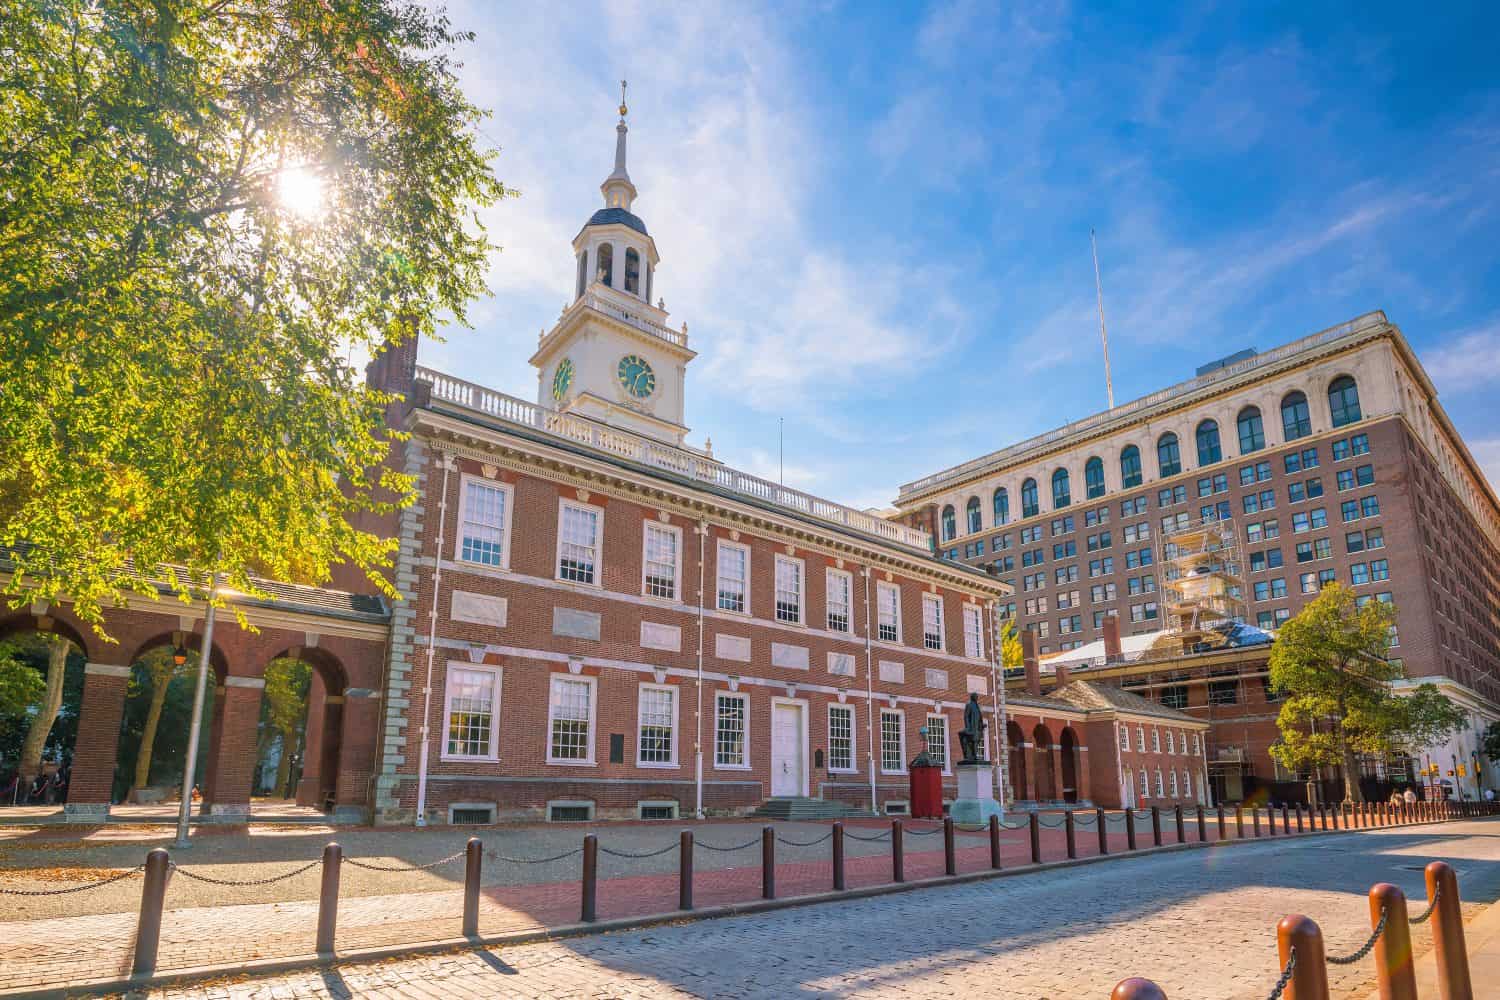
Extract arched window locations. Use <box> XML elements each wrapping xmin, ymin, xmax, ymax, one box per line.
<box><xmin>596</xmin><ymin>243</ymin><xmax>614</xmax><ymax>287</ymax></box>
<box><xmin>1328</xmin><ymin>376</ymin><xmax>1362</xmax><ymax>427</ymax></box>
<box><xmin>1084</xmin><ymin>457</ymin><xmax>1105</xmax><ymax>499</ymax></box>
<box><xmin>1237</xmin><ymin>406</ymin><xmax>1265</xmax><ymax>454</ymax></box>
<box><xmin>1021</xmin><ymin>478</ymin><xmax>1039</xmax><ymax>519</ymax></box>
<box><xmin>1157</xmin><ymin>433</ymin><xmax>1181</xmax><ymax>478</ymax></box>
<box><xmin>966</xmin><ymin>497</ymin><xmax>982</xmax><ymax>534</ymax></box>
<box><xmin>624</xmin><ymin>248</ymin><xmax>641</xmax><ymax>294</ymax></box>
<box><xmin>1195</xmin><ymin>420</ymin><xmax>1222</xmax><ymax>466</ymax></box>
<box><xmin>576</xmin><ymin>251</ymin><xmax>588</xmax><ymax>299</ymax></box>
<box><xmin>1120</xmin><ymin>445</ymin><xmax>1142</xmax><ymax>488</ymax></box>
<box><xmin>1051</xmin><ymin>468</ymin><xmax>1071</xmax><ymax>509</ymax></box>
<box><xmin>940</xmin><ymin>505</ymin><xmax>956</xmax><ymax>542</ymax></box>
<box><xmin>1281</xmin><ymin>391</ymin><xmax>1312</xmax><ymax>441</ymax></box>
<box><xmin>993</xmin><ymin>488</ymin><xmax>1010</xmax><ymax>526</ymax></box>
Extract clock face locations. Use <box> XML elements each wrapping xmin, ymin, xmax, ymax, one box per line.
<box><xmin>617</xmin><ymin>354</ymin><xmax>656</xmax><ymax>399</ymax></box>
<box><xmin>551</xmin><ymin>357</ymin><xmax>574</xmax><ymax>402</ymax></box>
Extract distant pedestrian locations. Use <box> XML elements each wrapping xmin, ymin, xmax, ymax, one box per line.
<box><xmin>1403</xmin><ymin>788</ymin><xmax>1417</xmax><ymax>806</ymax></box>
<box><xmin>1486</xmin><ymin>788</ymin><xmax>1495</xmax><ymax>803</ymax></box>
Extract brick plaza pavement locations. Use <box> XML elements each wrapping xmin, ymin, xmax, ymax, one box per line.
<box><xmin>0</xmin><ymin>807</ymin><xmax>1454</xmax><ymax>993</ymax></box>
<box><xmin>117</xmin><ymin>818</ymin><xmax>1500</xmax><ymax>1000</ymax></box>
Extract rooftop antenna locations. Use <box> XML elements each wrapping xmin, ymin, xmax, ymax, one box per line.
<box><xmin>778</xmin><ymin>417</ymin><xmax>784</xmax><ymax>487</ymax></box>
<box><xmin>1091</xmin><ymin>228</ymin><xmax>1116</xmax><ymax>410</ymax></box>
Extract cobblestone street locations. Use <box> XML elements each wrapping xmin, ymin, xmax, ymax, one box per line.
<box><xmin>114</xmin><ymin>819</ymin><xmax>1500</xmax><ymax>1000</ymax></box>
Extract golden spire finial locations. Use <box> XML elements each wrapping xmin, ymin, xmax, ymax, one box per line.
<box><xmin>619</xmin><ymin>79</ymin><xmax>628</xmax><ymax>120</ymax></box>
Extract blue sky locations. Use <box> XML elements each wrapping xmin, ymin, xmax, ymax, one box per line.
<box><xmin>423</xmin><ymin>1</ymin><xmax>1500</xmax><ymax>510</ymax></box>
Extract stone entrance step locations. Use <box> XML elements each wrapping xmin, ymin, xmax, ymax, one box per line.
<box><xmin>749</xmin><ymin>797</ymin><xmax>874</xmax><ymax>821</ymax></box>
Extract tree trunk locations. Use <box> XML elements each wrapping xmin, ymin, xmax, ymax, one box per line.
<box><xmin>131</xmin><ymin>671</ymin><xmax>172</xmax><ymax>793</ymax></box>
<box><xmin>274</xmin><ymin>726</ymin><xmax>295</xmax><ymax>797</ymax></box>
<box><xmin>17</xmin><ymin>637</ymin><xmax>70</xmax><ymax>779</ymax></box>
<box><xmin>1341</xmin><ymin>742</ymin><xmax>1364</xmax><ymax>804</ymax></box>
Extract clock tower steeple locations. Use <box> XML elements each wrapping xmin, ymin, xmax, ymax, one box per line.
<box><xmin>530</xmin><ymin>84</ymin><xmax>696</xmax><ymax>448</ymax></box>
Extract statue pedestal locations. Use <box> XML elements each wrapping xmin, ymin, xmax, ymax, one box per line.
<box><xmin>950</xmin><ymin>760</ymin><xmax>1002</xmax><ymax>825</ymax></box>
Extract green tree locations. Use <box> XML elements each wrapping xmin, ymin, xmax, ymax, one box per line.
<box><xmin>0</xmin><ymin>3</ymin><xmax>506</xmax><ymax>633</ymax></box>
<box><xmin>1269</xmin><ymin>584</ymin><xmax>1464</xmax><ymax>803</ymax></box>
<box><xmin>0</xmin><ymin>644</ymin><xmax>45</xmax><ymax>719</ymax></box>
<box><xmin>998</xmin><ymin>619</ymin><xmax>1023</xmax><ymax>669</ymax></box>
<box><xmin>128</xmin><ymin>648</ymin><xmax>191</xmax><ymax>795</ymax></box>
<box><xmin>1482</xmin><ymin>721</ymin><xmax>1500</xmax><ymax>764</ymax></box>
<box><xmin>15</xmin><ymin>634</ymin><xmax>73</xmax><ymax>780</ymax></box>
<box><xmin>259</xmin><ymin>657</ymin><xmax>312</xmax><ymax>796</ymax></box>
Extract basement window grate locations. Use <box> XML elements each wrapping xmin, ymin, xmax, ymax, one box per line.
<box><xmin>638</xmin><ymin>802</ymin><xmax>678</xmax><ymax>821</ymax></box>
<box><xmin>451</xmin><ymin>807</ymin><xmax>495</xmax><ymax>825</ymax></box>
<box><xmin>548</xmin><ymin>804</ymin><xmax>593</xmax><ymax>823</ymax></box>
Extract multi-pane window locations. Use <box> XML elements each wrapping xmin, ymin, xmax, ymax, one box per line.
<box><xmin>557</xmin><ymin>502</ymin><xmax>601</xmax><ymax>584</ymax></box>
<box><xmin>1162</xmin><ymin>686</ymin><xmax>1188</xmax><ymax>709</ymax></box>
<box><xmin>548</xmin><ymin>675</ymin><xmax>594</xmax><ymax>762</ymax></box>
<box><xmin>828</xmin><ymin>705</ymin><xmax>854</xmax><ymax>772</ymax></box>
<box><xmin>1282</xmin><ymin>391</ymin><xmax>1312</xmax><ymax>441</ymax></box>
<box><xmin>1155</xmin><ymin>769</ymin><xmax>1165</xmax><ymax>797</ymax></box>
<box><xmin>922</xmin><ymin>594</ymin><xmax>944</xmax><ymax>651</ymax></box>
<box><xmin>1166</xmin><ymin>730</ymin><xmax>1176</xmax><ymax>754</ymax></box>
<box><xmin>925</xmin><ymin>714</ymin><xmax>949</xmax><ymax>770</ymax></box>
<box><xmin>826</xmin><ymin>569</ymin><xmax>852</xmax><ymax>633</ymax></box>
<box><xmin>1152</xmin><ymin>728</ymin><xmax>1162</xmax><ymax>752</ymax></box>
<box><xmin>444</xmin><ymin>665</ymin><xmax>500</xmax><ymax>759</ymax></box>
<box><xmin>1158</xmin><ymin>434</ymin><xmax>1182</xmax><ymax>477</ymax></box>
<box><xmin>877</xmin><ymin>582</ymin><xmax>901</xmax><ymax>642</ymax></box>
<box><xmin>1170</xmin><ymin>771</ymin><xmax>1180</xmax><ymax>797</ymax></box>
<box><xmin>715</xmin><ymin>693</ymin><xmax>748</xmax><ymax>767</ymax></box>
<box><xmin>1157</xmin><ymin>485</ymin><xmax>1186</xmax><ymax>507</ymax></box>
<box><xmin>963</xmin><ymin>606</ymin><xmax>984</xmax><ymax>659</ymax></box>
<box><xmin>774</xmin><ymin>556</ymin><xmax>804</xmax><ymax>624</ymax></box>
<box><xmin>459</xmin><ymin>479</ymin><xmax>510</xmax><ymax>567</ymax></box>
<box><xmin>717</xmin><ymin>542</ymin><xmax>749</xmax><ymax>613</ymax></box>
<box><xmin>1119</xmin><ymin>726</ymin><xmax>1130</xmax><ymax>750</ymax></box>
<box><xmin>1208</xmin><ymin>680</ymin><xmax>1238</xmax><ymax>705</ymax></box>
<box><xmin>1361</xmin><ymin>496</ymin><xmax>1381</xmax><ymax>518</ymax></box>
<box><xmin>1140</xmin><ymin>769</ymin><xmax>1150</xmax><ymax>800</ymax></box>
<box><xmin>1328</xmin><ymin>376</ymin><xmax>1362</xmax><ymax>427</ymax></box>
<box><xmin>637</xmin><ymin>684</ymin><xmax>676</xmax><ymax>765</ymax></box>
<box><xmin>1121</xmin><ymin>446</ymin><xmax>1143</xmax><ymax>488</ymax></box>
<box><xmin>1136</xmin><ymin>725</ymin><xmax>1146</xmax><ymax>751</ymax></box>
<box><xmin>643</xmin><ymin>523</ymin><xmax>679</xmax><ymax>600</ymax></box>
<box><xmin>880</xmin><ymin>710</ymin><xmax>906</xmax><ymax>773</ymax></box>
<box><xmin>1056</xmin><ymin>565</ymin><xmax>1079</xmax><ymax>585</ymax></box>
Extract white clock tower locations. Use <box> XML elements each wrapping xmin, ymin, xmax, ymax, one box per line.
<box><xmin>530</xmin><ymin>84</ymin><xmax>696</xmax><ymax>448</ymax></box>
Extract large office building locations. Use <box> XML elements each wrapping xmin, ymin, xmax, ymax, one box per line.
<box><xmin>895</xmin><ymin>313</ymin><xmax>1500</xmax><ymax>801</ymax></box>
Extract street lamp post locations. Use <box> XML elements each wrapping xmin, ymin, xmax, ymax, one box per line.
<box><xmin>174</xmin><ymin>573</ymin><xmax>222</xmax><ymax>848</ymax></box>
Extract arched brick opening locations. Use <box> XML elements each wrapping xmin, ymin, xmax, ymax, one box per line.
<box><xmin>1060</xmin><ymin>727</ymin><xmax>1080</xmax><ymax>804</ymax></box>
<box><xmin>112</xmin><ymin>634</ymin><xmax>228</xmax><ymax>806</ymax></box>
<box><xmin>1032</xmin><ymin>723</ymin><xmax>1055</xmax><ymax>804</ymax></box>
<box><xmin>1006</xmin><ymin>720</ymin><xmax>1027</xmax><ymax>802</ymax></box>
<box><xmin>260</xmin><ymin>646</ymin><xmax>350</xmax><ymax>811</ymax></box>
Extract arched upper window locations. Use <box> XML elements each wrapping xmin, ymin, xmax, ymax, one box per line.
<box><xmin>1157</xmin><ymin>433</ymin><xmax>1181</xmax><ymax>478</ymax></box>
<box><xmin>1021</xmin><ymin>478</ymin><xmax>1039</xmax><ymax>519</ymax></box>
<box><xmin>1051</xmin><ymin>468</ymin><xmax>1071</xmax><ymax>509</ymax></box>
<box><xmin>1282</xmin><ymin>391</ymin><xmax>1312</xmax><ymax>441</ymax></box>
<box><xmin>1120</xmin><ymin>445</ymin><xmax>1142</xmax><ymax>489</ymax></box>
<box><xmin>576</xmin><ymin>251</ymin><xmax>588</xmax><ymax>299</ymax></box>
<box><xmin>966</xmin><ymin>496</ymin><xmax>982</xmax><ymax>534</ymax></box>
<box><xmin>940</xmin><ymin>505</ymin><xmax>956</xmax><ymax>542</ymax></box>
<box><xmin>596</xmin><ymin>242</ymin><xmax>614</xmax><ymax>287</ymax></box>
<box><xmin>1084</xmin><ymin>457</ymin><xmax>1105</xmax><ymax>499</ymax></box>
<box><xmin>1328</xmin><ymin>376</ymin><xmax>1362</xmax><ymax>427</ymax></box>
<box><xmin>1195</xmin><ymin>419</ymin><xmax>1222</xmax><ymax>466</ymax></box>
<box><xmin>1237</xmin><ymin>406</ymin><xmax>1265</xmax><ymax>454</ymax></box>
<box><xmin>624</xmin><ymin>247</ymin><xmax>641</xmax><ymax>294</ymax></box>
<box><xmin>993</xmin><ymin>487</ymin><xmax>1010</xmax><ymax>526</ymax></box>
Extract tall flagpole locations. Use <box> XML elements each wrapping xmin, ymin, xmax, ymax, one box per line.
<box><xmin>1091</xmin><ymin>228</ymin><xmax>1115</xmax><ymax>410</ymax></box>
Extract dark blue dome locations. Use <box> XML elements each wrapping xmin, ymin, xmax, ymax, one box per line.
<box><xmin>584</xmin><ymin>206</ymin><xmax>649</xmax><ymax>236</ymax></box>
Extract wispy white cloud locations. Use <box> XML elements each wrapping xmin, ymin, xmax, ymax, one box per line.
<box><xmin>1422</xmin><ymin>321</ymin><xmax>1500</xmax><ymax>392</ymax></box>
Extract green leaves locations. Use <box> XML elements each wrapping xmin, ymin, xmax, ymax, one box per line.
<box><xmin>0</xmin><ymin>2</ymin><xmax>506</xmax><ymax>633</ymax></box>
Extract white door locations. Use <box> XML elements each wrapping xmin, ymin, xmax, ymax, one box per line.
<box><xmin>771</xmin><ymin>703</ymin><xmax>804</xmax><ymax>797</ymax></box>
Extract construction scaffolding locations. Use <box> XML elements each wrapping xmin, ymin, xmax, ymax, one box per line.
<box><xmin>1156</xmin><ymin>514</ymin><xmax>1248</xmax><ymax>654</ymax></box>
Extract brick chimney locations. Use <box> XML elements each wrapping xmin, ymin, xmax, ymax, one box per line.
<box><xmin>1023</xmin><ymin>628</ymin><xmax>1041</xmax><ymax>696</ymax></box>
<box><xmin>1103</xmin><ymin>615</ymin><xmax>1122</xmax><ymax>663</ymax></box>
<box><xmin>1054</xmin><ymin>661</ymin><xmax>1070</xmax><ymax>689</ymax></box>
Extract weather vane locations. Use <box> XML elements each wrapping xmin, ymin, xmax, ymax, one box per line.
<box><xmin>619</xmin><ymin>79</ymin><xmax>628</xmax><ymax>120</ymax></box>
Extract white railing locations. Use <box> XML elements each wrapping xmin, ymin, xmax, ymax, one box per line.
<box><xmin>897</xmin><ymin>310</ymin><xmax>1390</xmax><ymax>501</ymax></box>
<box><xmin>414</xmin><ymin>367</ymin><xmax>931</xmax><ymax>550</ymax></box>
<box><xmin>538</xmin><ymin>285</ymin><xmax>689</xmax><ymax>353</ymax></box>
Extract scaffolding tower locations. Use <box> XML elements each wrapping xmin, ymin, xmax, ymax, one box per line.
<box><xmin>1157</xmin><ymin>514</ymin><xmax>1247</xmax><ymax>654</ymax></box>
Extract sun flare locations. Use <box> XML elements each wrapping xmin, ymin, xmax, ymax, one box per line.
<box><xmin>277</xmin><ymin>166</ymin><xmax>327</xmax><ymax>221</ymax></box>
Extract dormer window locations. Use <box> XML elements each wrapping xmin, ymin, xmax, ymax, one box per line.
<box><xmin>597</xmin><ymin>243</ymin><xmax>613</xmax><ymax>287</ymax></box>
<box><xmin>625</xmin><ymin>248</ymin><xmax>641</xmax><ymax>294</ymax></box>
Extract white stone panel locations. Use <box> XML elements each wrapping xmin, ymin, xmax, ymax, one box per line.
<box><xmin>879</xmin><ymin>660</ymin><xmax>905</xmax><ymax>684</ymax></box>
<box><xmin>925</xmin><ymin>668</ymin><xmax>949</xmax><ymax>690</ymax></box>
<box><xmin>715</xmin><ymin>633</ymin><xmax>751</xmax><ymax>662</ymax></box>
<box><xmin>553</xmin><ymin>607</ymin><xmax>601</xmax><ymax>641</ymax></box>
<box><xmin>770</xmin><ymin>643</ymin><xmax>809</xmax><ymax>670</ymax></box>
<box><xmin>451</xmin><ymin>591</ymin><xmax>508</xmax><ymax>628</ymax></box>
<box><xmin>640</xmin><ymin>622</ymin><xmax>682</xmax><ymax>652</ymax></box>
<box><xmin>828</xmin><ymin>652</ymin><xmax>856</xmax><ymax>677</ymax></box>
<box><xmin>966</xmin><ymin>674</ymin><xmax>989</xmax><ymax>695</ymax></box>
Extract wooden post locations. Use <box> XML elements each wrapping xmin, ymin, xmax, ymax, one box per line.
<box><xmin>679</xmin><ymin>830</ymin><xmax>694</xmax><ymax>911</ymax></box>
<box><xmin>989</xmin><ymin>814</ymin><xmax>1003</xmax><ymax>869</ymax></box>
<box><xmin>1097</xmin><ymin>807</ymin><xmax>1109</xmax><ymax>855</ymax></box>
<box><xmin>761</xmin><ymin>826</ymin><xmax>775</xmax><ymax>900</ymax></box>
<box><xmin>1174</xmin><ymin>805</ymin><xmax>1186</xmax><ymax>844</ymax></box>
<box><xmin>1277</xmin><ymin>913</ymin><xmax>1330</xmax><ymax>1000</ymax></box>
<box><xmin>1196</xmin><ymin>806</ymin><xmax>1207</xmax><ymax>842</ymax></box>
<box><xmin>1282</xmin><ymin>804</ymin><xmax>1291</xmax><ymax>834</ymax></box>
<box><xmin>892</xmin><ymin>819</ymin><xmax>905</xmax><ymax>882</ymax></box>
<box><xmin>581</xmin><ymin>834</ymin><xmax>598</xmax><ymax>922</ymax></box>
<box><xmin>944</xmin><ymin>816</ymin><xmax>957</xmax><ymax>875</ymax></box>
<box><xmin>1295</xmin><ymin>804</ymin><xmax>1304</xmax><ymax>833</ymax></box>
<box><xmin>1151</xmin><ymin>806</ymin><xmax>1162</xmax><ymax>847</ymax></box>
<box><xmin>131</xmin><ymin>848</ymin><xmax>171</xmax><ymax>976</ymax></box>
<box><xmin>462</xmin><ymin>837</ymin><xmax>482</xmax><ymax>937</ymax></box>
<box><xmin>1235</xmin><ymin>805</ymin><xmax>1243</xmax><ymax>839</ymax></box>
<box><xmin>1253</xmin><ymin>807</ymin><xmax>1262</xmax><ymax>837</ymax></box>
<box><xmin>1126</xmin><ymin>808</ymin><xmax>1138</xmax><ymax>851</ymax></box>
<box><xmin>1065</xmin><ymin>810</ymin><xmax>1077</xmax><ymax>860</ymax></box>
<box><xmin>1030</xmin><ymin>811</ymin><xmax>1041</xmax><ymax>864</ymax></box>
<box><xmin>1216</xmin><ymin>805</ymin><xmax>1226</xmax><ymax>840</ymax></box>
<box><xmin>832</xmin><ymin>821</ymin><xmax>846</xmax><ymax>891</ymax></box>
<box><xmin>1369</xmin><ymin>882</ymin><xmax>1417</xmax><ymax>1000</ymax></box>
<box><xmin>1426</xmin><ymin>861</ymin><xmax>1472</xmax><ymax>1000</ymax></box>
<box><xmin>316</xmin><ymin>842</ymin><xmax>342</xmax><ymax>954</ymax></box>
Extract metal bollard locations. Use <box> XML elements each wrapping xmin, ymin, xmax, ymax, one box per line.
<box><xmin>761</xmin><ymin>826</ymin><xmax>775</xmax><ymax>900</ymax></box>
<box><xmin>1126</xmin><ymin>808</ymin><xmax>1138</xmax><ymax>851</ymax></box>
<box><xmin>1426</xmin><ymin>861</ymin><xmax>1472</xmax><ymax>999</ymax></box>
<box><xmin>1065</xmin><ymin>810</ymin><xmax>1077</xmax><ymax>859</ymax></box>
<box><xmin>1030</xmin><ymin>811</ymin><xmax>1041</xmax><ymax>864</ymax></box>
<box><xmin>944</xmin><ymin>816</ymin><xmax>957</xmax><ymax>875</ymax></box>
<box><xmin>892</xmin><ymin>819</ymin><xmax>905</xmax><ymax>882</ymax></box>
<box><xmin>462</xmin><ymin>838</ymin><xmax>483</xmax><ymax>937</ymax></box>
<box><xmin>1277</xmin><ymin>913</ymin><xmax>1330</xmax><ymax>1000</ymax></box>
<box><xmin>1369</xmin><ymin>882</ymin><xmax>1417</xmax><ymax>1000</ymax></box>
<box><xmin>316</xmin><ymin>842</ymin><xmax>342</xmax><ymax>954</ymax></box>
<box><xmin>1174</xmin><ymin>805</ymin><xmax>1186</xmax><ymax>844</ymax></box>
<box><xmin>832</xmin><ymin>821</ymin><xmax>846</xmax><ymax>891</ymax></box>
<box><xmin>1097</xmin><ymin>807</ymin><xmax>1109</xmax><ymax>855</ymax></box>
<box><xmin>1235</xmin><ymin>805</ymin><xmax>1243</xmax><ymax>839</ymax></box>
<box><xmin>131</xmin><ymin>848</ymin><xmax>171</xmax><ymax>976</ymax></box>
<box><xmin>1281</xmin><ymin>804</ymin><xmax>1291</xmax><ymax>834</ymax></box>
<box><xmin>1111</xmin><ymin>978</ymin><xmax>1169</xmax><ymax>1000</ymax></box>
<box><xmin>679</xmin><ymin>830</ymin><xmax>694</xmax><ymax>911</ymax></box>
<box><xmin>1151</xmin><ymin>806</ymin><xmax>1162</xmax><ymax>847</ymax></box>
<box><xmin>1318</xmin><ymin>804</ymin><xmax>1327</xmax><ymax>831</ymax></box>
<box><xmin>1295</xmin><ymin>804</ymin><xmax>1304</xmax><ymax>834</ymax></box>
<box><xmin>1253</xmin><ymin>807</ymin><xmax>1262</xmax><ymax>837</ymax></box>
<box><xmin>1267</xmin><ymin>806</ymin><xmax>1277</xmax><ymax>837</ymax></box>
<box><xmin>581</xmin><ymin>834</ymin><xmax>598</xmax><ymax>923</ymax></box>
<box><xmin>989</xmin><ymin>814</ymin><xmax>1003</xmax><ymax>869</ymax></box>
<box><xmin>1217</xmin><ymin>805</ymin><xmax>1226</xmax><ymax>840</ymax></box>
<box><xmin>1197</xmin><ymin>806</ymin><xmax>1207</xmax><ymax>842</ymax></box>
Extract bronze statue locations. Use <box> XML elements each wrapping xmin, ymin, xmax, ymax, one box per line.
<box><xmin>958</xmin><ymin>692</ymin><xmax>987</xmax><ymax>763</ymax></box>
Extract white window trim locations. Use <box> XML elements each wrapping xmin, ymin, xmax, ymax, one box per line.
<box><xmin>925</xmin><ymin>712</ymin><xmax>952</xmax><ymax>774</ymax></box>
<box><xmin>922</xmin><ymin>593</ymin><xmax>945</xmax><ymax>652</ymax></box>
<box><xmin>1139</xmin><ymin>768</ymin><xmax>1149</xmax><ymax>799</ymax></box>
<box><xmin>879</xmin><ymin>708</ymin><xmax>907</xmax><ymax>775</ymax></box>
<box><xmin>716</xmin><ymin>539</ymin><xmax>751</xmax><ymax>617</ymax></box>
<box><xmin>1136</xmin><ymin>725</ymin><xmax>1146</xmax><ymax>752</ymax></box>
<box><xmin>635</xmin><ymin>681</ymin><xmax>679</xmax><ymax>769</ymax></box>
<box><xmin>825</xmin><ymin>567</ymin><xmax>854</xmax><ymax>634</ymax></box>
<box><xmin>545</xmin><ymin>673</ymin><xmax>598</xmax><ymax>766</ymax></box>
<box><xmin>453</xmin><ymin>474</ymin><xmax>514</xmax><ymax>570</ymax></box>
<box><xmin>555</xmin><ymin>498</ymin><xmax>605</xmax><ymax>588</ymax></box>
<box><xmin>1152</xmin><ymin>727</ymin><xmax>1162</xmax><ymax>753</ymax></box>
<box><xmin>876</xmin><ymin>581</ymin><xmax>903</xmax><ymax>644</ymax></box>
<box><xmin>1118</xmin><ymin>724</ymin><xmax>1129</xmax><ymax>751</ymax></box>
<box><xmin>774</xmin><ymin>553</ymin><xmax>807</xmax><ymax>626</ymax></box>
<box><xmin>826</xmin><ymin>702</ymin><xmax>857</xmax><ymax>774</ymax></box>
<box><xmin>713</xmin><ymin>690</ymin><xmax>751</xmax><ymax>770</ymax></box>
<box><xmin>962</xmin><ymin>605</ymin><xmax>984</xmax><ymax>660</ymax></box>
<box><xmin>440</xmin><ymin>661</ymin><xmax>502</xmax><ymax>763</ymax></box>
<box><xmin>640</xmin><ymin>521</ymin><xmax>684</xmax><ymax>603</ymax></box>
<box><xmin>1155</xmin><ymin>769</ymin><xmax>1165</xmax><ymax>798</ymax></box>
